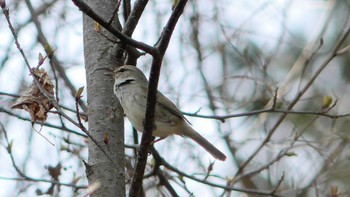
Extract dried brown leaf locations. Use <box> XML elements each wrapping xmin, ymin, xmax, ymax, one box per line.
<box><xmin>103</xmin><ymin>132</ymin><xmax>109</xmax><ymax>145</ymax></box>
<box><xmin>48</xmin><ymin>163</ymin><xmax>62</xmax><ymax>181</ymax></box>
<box><xmin>11</xmin><ymin>68</ymin><xmax>54</xmax><ymax>123</ymax></box>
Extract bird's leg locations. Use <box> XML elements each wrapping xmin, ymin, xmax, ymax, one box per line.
<box><xmin>150</xmin><ymin>137</ymin><xmax>166</xmax><ymax>145</ymax></box>
<box><xmin>143</xmin><ymin>138</ymin><xmax>165</xmax><ymax>156</ymax></box>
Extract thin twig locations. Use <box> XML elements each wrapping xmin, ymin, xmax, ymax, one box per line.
<box><xmin>0</xmin><ymin>107</ymin><xmax>87</xmax><ymax>137</ymax></box>
<box><xmin>0</xmin><ymin>176</ymin><xmax>87</xmax><ymax>189</ymax></box>
<box><xmin>182</xmin><ymin>104</ymin><xmax>349</xmax><ymax>122</ymax></box>
<box><xmin>271</xmin><ymin>172</ymin><xmax>285</xmax><ymax>194</ymax></box>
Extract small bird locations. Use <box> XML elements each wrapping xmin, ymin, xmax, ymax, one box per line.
<box><xmin>111</xmin><ymin>65</ymin><xmax>227</xmax><ymax>161</ymax></box>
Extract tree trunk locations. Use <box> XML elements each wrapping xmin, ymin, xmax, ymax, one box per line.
<box><xmin>82</xmin><ymin>0</ymin><xmax>125</xmax><ymax>196</ymax></box>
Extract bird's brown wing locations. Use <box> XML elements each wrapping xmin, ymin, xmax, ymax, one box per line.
<box><xmin>137</xmin><ymin>86</ymin><xmax>191</xmax><ymax>125</ymax></box>
<box><xmin>156</xmin><ymin>91</ymin><xmax>191</xmax><ymax>125</ymax></box>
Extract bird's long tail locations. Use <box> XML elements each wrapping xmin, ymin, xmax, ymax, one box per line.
<box><xmin>183</xmin><ymin>126</ymin><xmax>227</xmax><ymax>161</ymax></box>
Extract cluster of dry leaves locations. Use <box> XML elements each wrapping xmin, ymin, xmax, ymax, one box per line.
<box><xmin>11</xmin><ymin>68</ymin><xmax>54</xmax><ymax>123</ymax></box>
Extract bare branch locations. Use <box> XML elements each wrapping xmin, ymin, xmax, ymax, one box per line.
<box><xmin>71</xmin><ymin>0</ymin><xmax>157</xmax><ymax>55</ymax></box>
<box><xmin>129</xmin><ymin>0</ymin><xmax>189</xmax><ymax>196</ymax></box>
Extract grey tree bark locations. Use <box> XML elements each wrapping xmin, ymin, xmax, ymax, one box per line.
<box><xmin>82</xmin><ymin>0</ymin><xmax>125</xmax><ymax>196</ymax></box>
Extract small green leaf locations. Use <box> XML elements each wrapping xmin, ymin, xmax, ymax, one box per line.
<box><xmin>322</xmin><ymin>96</ymin><xmax>332</xmax><ymax>109</ymax></box>
<box><xmin>7</xmin><ymin>139</ymin><xmax>13</xmax><ymax>153</ymax></box>
<box><xmin>75</xmin><ymin>86</ymin><xmax>84</xmax><ymax>100</ymax></box>
<box><xmin>94</xmin><ymin>22</ymin><xmax>101</xmax><ymax>32</ymax></box>
<box><xmin>44</xmin><ymin>43</ymin><xmax>54</xmax><ymax>58</ymax></box>
<box><xmin>285</xmin><ymin>152</ymin><xmax>297</xmax><ymax>157</ymax></box>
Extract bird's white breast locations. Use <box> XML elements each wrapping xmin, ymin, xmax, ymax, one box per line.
<box><xmin>115</xmin><ymin>83</ymin><xmax>182</xmax><ymax>138</ymax></box>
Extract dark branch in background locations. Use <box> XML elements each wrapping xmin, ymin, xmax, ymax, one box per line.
<box><xmin>121</xmin><ymin>0</ymin><xmax>149</xmax><ymax>65</ymax></box>
<box><xmin>128</xmin><ymin>1</ymin><xmax>188</xmax><ymax>196</ymax></box>
<box><xmin>155</xmin><ymin>170</ymin><xmax>179</xmax><ymax>197</ymax></box>
<box><xmin>72</xmin><ymin>0</ymin><xmax>157</xmax><ymax>55</ymax></box>
<box><xmin>150</xmin><ymin>147</ymin><xmax>282</xmax><ymax>197</ymax></box>
<box><xmin>146</xmin><ymin>156</ymin><xmax>179</xmax><ymax>197</ymax></box>
<box><xmin>123</xmin><ymin>0</ymin><xmax>131</xmax><ymax>22</ymax></box>
<box><xmin>24</xmin><ymin>0</ymin><xmax>87</xmax><ymax>113</ymax></box>
<box><xmin>122</xmin><ymin>0</ymin><xmax>148</xmax><ymax>36</ymax></box>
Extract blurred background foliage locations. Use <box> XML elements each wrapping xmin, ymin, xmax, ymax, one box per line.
<box><xmin>1</xmin><ymin>0</ymin><xmax>350</xmax><ymax>196</ymax></box>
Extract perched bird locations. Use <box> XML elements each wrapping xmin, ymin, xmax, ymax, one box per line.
<box><xmin>111</xmin><ymin>65</ymin><xmax>226</xmax><ymax>161</ymax></box>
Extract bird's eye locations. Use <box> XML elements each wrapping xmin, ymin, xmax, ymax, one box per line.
<box><xmin>119</xmin><ymin>68</ymin><xmax>125</xmax><ymax>72</ymax></box>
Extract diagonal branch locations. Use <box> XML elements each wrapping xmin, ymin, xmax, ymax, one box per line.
<box><xmin>122</xmin><ymin>0</ymin><xmax>148</xmax><ymax>37</ymax></box>
<box><xmin>119</xmin><ymin>0</ymin><xmax>149</xmax><ymax>65</ymax></box>
<box><xmin>128</xmin><ymin>0</ymin><xmax>189</xmax><ymax>196</ymax></box>
<box><xmin>71</xmin><ymin>0</ymin><xmax>157</xmax><ymax>55</ymax></box>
